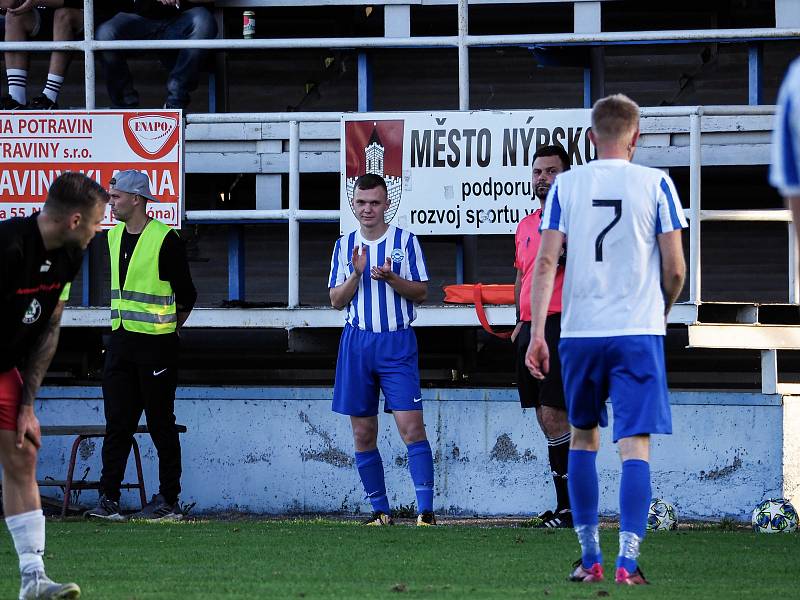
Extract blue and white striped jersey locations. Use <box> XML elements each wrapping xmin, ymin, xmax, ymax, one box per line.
<box><xmin>328</xmin><ymin>226</ymin><xmax>428</xmax><ymax>332</ymax></box>
<box><xmin>771</xmin><ymin>57</ymin><xmax>800</xmax><ymax>197</ymax></box>
<box><xmin>541</xmin><ymin>159</ymin><xmax>687</xmax><ymax>338</ymax></box>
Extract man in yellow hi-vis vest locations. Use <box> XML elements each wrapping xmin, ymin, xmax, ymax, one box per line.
<box><xmin>86</xmin><ymin>170</ymin><xmax>196</xmax><ymax>522</ymax></box>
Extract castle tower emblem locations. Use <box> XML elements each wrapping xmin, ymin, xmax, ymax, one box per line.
<box><xmin>345</xmin><ymin>123</ymin><xmax>403</xmax><ymax>223</ymax></box>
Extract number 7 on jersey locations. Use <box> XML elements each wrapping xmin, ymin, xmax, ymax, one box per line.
<box><xmin>592</xmin><ymin>199</ymin><xmax>622</xmax><ymax>262</ymax></box>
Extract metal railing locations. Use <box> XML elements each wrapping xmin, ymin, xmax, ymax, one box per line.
<box><xmin>182</xmin><ymin>105</ymin><xmax>791</xmax><ymax>310</ymax></box>
<box><xmin>0</xmin><ymin>0</ymin><xmax>795</xmax><ymax>109</ymax></box>
<box><xmin>0</xmin><ymin>1</ymin><xmax>795</xmax><ymax>315</ymax></box>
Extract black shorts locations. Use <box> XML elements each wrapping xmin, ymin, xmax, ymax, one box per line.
<box><xmin>515</xmin><ymin>315</ymin><xmax>565</xmax><ymax>410</ymax></box>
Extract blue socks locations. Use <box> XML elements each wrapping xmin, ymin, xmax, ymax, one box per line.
<box><xmin>355</xmin><ymin>449</ymin><xmax>391</xmax><ymax>514</ymax></box>
<box><xmin>355</xmin><ymin>442</ymin><xmax>435</xmax><ymax>515</ymax></box>
<box><xmin>568</xmin><ymin>449</ymin><xmax>601</xmax><ymax>568</ymax></box>
<box><xmin>407</xmin><ymin>440</ymin><xmax>434</xmax><ymax>513</ymax></box>
<box><xmin>569</xmin><ymin>450</ymin><xmax>652</xmax><ymax>573</ymax></box>
<box><xmin>617</xmin><ymin>459</ymin><xmax>650</xmax><ymax>573</ymax></box>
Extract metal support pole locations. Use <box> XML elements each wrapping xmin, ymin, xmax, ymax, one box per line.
<box><xmin>357</xmin><ymin>52</ymin><xmax>372</xmax><ymax>112</ymax></box>
<box><xmin>583</xmin><ymin>68</ymin><xmax>592</xmax><ymax>109</ymax></box>
<box><xmin>457</xmin><ymin>0</ymin><xmax>469</xmax><ymax>110</ymax></box>
<box><xmin>85</xmin><ymin>237</ymin><xmax>104</xmax><ymax>306</ymax></box>
<box><xmin>455</xmin><ymin>240</ymin><xmax>464</xmax><ymax>284</ymax></box>
<box><xmin>83</xmin><ymin>0</ymin><xmax>95</xmax><ymax>109</ymax></box>
<box><xmin>457</xmin><ymin>0</ymin><xmax>478</xmax><ymax>282</ymax></box>
<box><xmin>748</xmin><ymin>43</ymin><xmax>763</xmax><ymax>106</ymax></box>
<box><xmin>288</xmin><ymin>121</ymin><xmax>300</xmax><ymax>308</ymax></box>
<box><xmin>81</xmin><ymin>252</ymin><xmax>90</xmax><ymax>307</ymax></box>
<box><xmin>689</xmin><ymin>110</ymin><xmax>702</xmax><ymax>305</ymax></box>
<box><xmin>789</xmin><ymin>221</ymin><xmax>799</xmax><ymax>304</ymax></box>
<box><xmin>589</xmin><ymin>46</ymin><xmax>605</xmax><ymax>103</ymax></box>
<box><xmin>228</xmin><ymin>226</ymin><xmax>246</xmax><ymax>302</ymax></box>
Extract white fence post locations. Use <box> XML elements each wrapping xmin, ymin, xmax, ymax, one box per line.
<box><xmin>83</xmin><ymin>0</ymin><xmax>95</xmax><ymax>109</ymax></box>
<box><xmin>689</xmin><ymin>109</ymin><xmax>703</xmax><ymax>305</ymax></box>
<box><xmin>458</xmin><ymin>0</ymin><xmax>469</xmax><ymax>110</ymax></box>
<box><xmin>789</xmin><ymin>222</ymin><xmax>799</xmax><ymax>304</ymax></box>
<box><xmin>288</xmin><ymin>121</ymin><xmax>300</xmax><ymax>308</ymax></box>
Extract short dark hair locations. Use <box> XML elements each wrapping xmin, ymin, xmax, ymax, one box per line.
<box><xmin>353</xmin><ymin>173</ymin><xmax>388</xmax><ymax>197</ymax></box>
<box><xmin>532</xmin><ymin>145</ymin><xmax>570</xmax><ymax>171</ymax></box>
<box><xmin>45</xmin><ymin>172</ymin><xmax>109</xmax><ymax>216</ymax></box>
<box><xmin>591</xmin><ymin>93</ymin><xmax>639</xmax><ymax>141</ymax></box>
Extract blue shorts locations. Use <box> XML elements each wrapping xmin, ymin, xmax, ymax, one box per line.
<box><xmin>559</xmin><ymin>335</ymin><xmax>672</xmax><ymax>442</ymax></box>
<box><xmin>332</xmin><ymin>324</ymin><xmax>422</xmax><ymax>417</ymax></box>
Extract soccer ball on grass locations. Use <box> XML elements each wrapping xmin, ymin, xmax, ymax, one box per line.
<box><xmin>751</xmin><ymin>498</ymin><xmax>798</xmax><ymax>533</ymax></box>
<box><xmin>647</xmin><ymin>498</ymin><xmax>678</xmax><ymax>531</ymax></box>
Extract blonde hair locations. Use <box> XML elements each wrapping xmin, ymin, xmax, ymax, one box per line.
<box><xmin>591</xmin><ymin>94</ymin><xmax>640</xmax><ymax>142</ymax></box>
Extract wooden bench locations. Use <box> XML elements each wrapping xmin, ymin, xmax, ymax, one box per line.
<box><xmin>38</xmin><ymin>425</ymin><xmax>188</xmax><ymax>517</ymax></box>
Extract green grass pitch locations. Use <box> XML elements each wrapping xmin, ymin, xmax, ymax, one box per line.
<box><xmin>1</xmin><ymin>519</ymin><xmax>798</xmax><ymax>599</ymax></box>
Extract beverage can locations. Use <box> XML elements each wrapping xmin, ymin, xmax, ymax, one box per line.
<box><xmin>243</xmin><ymin>11</ymin><xmax>256</xmax><ymax>39</ymax></box>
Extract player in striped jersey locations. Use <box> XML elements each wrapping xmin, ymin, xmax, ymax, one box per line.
<box><xmin>770</xmin><ymin>56</ymin><xmax>800</xmax><ymax>280</ymax></box>
<box><xmin>526</xmin><ymin>94</ymin><xmax>687</xmax><ymax>585</ymax></box>
<box><xmin>329</xmin><ymin>174</ymin><xmax>435</xmax><ymax>526</ymax></box>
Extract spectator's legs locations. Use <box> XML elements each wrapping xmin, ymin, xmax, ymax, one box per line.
<box><xmin>96</xmin><ymin>12</ymin><xmax>157</xmax><ymax>108</ymax></box>
<box><xmin>99</xmin><ymin>352</ymin><xmax>144</xmax><ymax>502</ymax></box>
<box><xmin>160</xmin><ymin>7</ymin><xmax>217</xmax><ymax>108</ymax></box>
<box><xmin>4</xmin><ymin>9</ymin><xmax>38</xmax><ymax>105</ymax></box>
<box><xmin>38</xmin><ymin>8</ymin><xmax>84</xmax><ymax>106</ymax></box>
<box><xmin>139</xmin><ymin>363</ymin><xmax>181</xmax><ymax>505</ymax></box>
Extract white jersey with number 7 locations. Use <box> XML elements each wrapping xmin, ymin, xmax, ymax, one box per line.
<box><xmin>540</xmin><ymin>158</ymin><xmax>688</xmax><ymax>338</ymax></box>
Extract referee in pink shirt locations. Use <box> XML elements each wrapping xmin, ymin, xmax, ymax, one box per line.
<box><xmin>511</xmin><ymin>145</ymin><xmax>571</xmax><ymax>528</ymax></box>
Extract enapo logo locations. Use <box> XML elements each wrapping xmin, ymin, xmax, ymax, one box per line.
<box><xmin>123</xmin><ymin>113</ymin><xmax>180</xmax><ymax>160</ymax></box>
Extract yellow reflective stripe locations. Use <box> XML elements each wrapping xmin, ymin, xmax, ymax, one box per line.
<box><xmin>119</xmin><ymin>290</ymin><xmax>175</xmax><ymax>305</ymax></box>
<box><xmin>118</xmin><ymin>310</ymin><xmax>178</xmax><ymax>324</ymax></box>
<box><xmin>59</xmin><ymin>283</ymin><xmax>71</xmax><ymax>302</ymax></box>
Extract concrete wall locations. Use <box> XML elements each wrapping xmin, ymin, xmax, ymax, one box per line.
<box><xmin>27</xmin><ymin>387</ymin><xmax>798</xmax><ymax>520</ymax></box>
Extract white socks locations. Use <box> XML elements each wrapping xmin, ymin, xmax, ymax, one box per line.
<box><xmin>5</xmin><ymin>509</ymin><xmax>45</xmax><ymax>575</ymax></box>
<box><xmin>7</xmin><ymin>68</ymin><xmax>27</xmax><ymax>105</ymax></box>
<box><xmin>43</xmin><ymin>73</ymin><xmax>64</xmax><ymax>103</ymax></box>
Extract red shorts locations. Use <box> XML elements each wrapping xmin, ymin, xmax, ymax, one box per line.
<box><xmin>0</xmin><ymin>368</ymin><xmax>23</xmax><ymax>431</ymax></box>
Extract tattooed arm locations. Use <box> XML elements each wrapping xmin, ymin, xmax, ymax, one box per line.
<box><xmin>16</xmin><ymin>301</ymin><xmax>65</xmax><ymax>449</ymax></box>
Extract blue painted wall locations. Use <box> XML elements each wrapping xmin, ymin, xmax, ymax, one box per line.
<box><xmin>27</xmin><ymin>387</ymin><xmax>790</xmax><ymax>520</ymax></box>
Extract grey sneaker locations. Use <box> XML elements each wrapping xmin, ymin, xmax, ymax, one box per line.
<box><xmin>130</xmin><ymin>494</ymin><xmax>183</xmax><ymax>522</ymax></box>
<box><xmin>84</xmin><ymin>494</ymin><xmax>125</xmax><ymax>521</ymax></box>
<box><xmin>19</xmin><ymin>570</ymin><xmax>80</xmax><ymax>599</ymax></box>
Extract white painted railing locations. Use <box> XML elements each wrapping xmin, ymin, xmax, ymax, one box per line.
<box><xmin>1</xmin><ymin>2</ymin><xmax>795</xmax><ymax>325</ymax></box>
<box><xmin>0</xmin><ymin>1</ymin><xmax>796</xmax><ymax>109</ymax></box>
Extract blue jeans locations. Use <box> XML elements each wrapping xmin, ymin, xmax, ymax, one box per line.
<box><xmin>96</xmin><ymin>8</ymin><xmax>217</xmax><ymax>108</ymax></box>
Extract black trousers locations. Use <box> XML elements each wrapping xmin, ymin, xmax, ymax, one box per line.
<box><xmin>100</xmin><ymin>351</ymin><xmax>182</xmax><ymax>504</ymax></box>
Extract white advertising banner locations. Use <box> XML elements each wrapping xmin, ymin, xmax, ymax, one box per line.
<box><xmin>0</xmin><ymin>110</ymin><xmax>183</xmax><ymax>228</ymax></box>
<box><xmin>340</xmin><ymin>109</ymin><xmax>594</xmax><ymax>235</ymax></box>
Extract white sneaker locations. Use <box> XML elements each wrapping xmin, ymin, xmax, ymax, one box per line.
<box><xmin>19</xmin><ymin>570</ymin><xmax>80</xmax><ymax>600</ymax></box>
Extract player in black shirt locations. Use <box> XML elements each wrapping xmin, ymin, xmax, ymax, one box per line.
<box><xmin>1</xmin><ymin>172</ymin><xmax>107</xmax><ymax>600</ymax></box>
